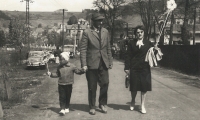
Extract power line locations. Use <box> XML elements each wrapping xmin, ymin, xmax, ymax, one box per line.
<box><xmin>52</xmin><ymin>0</ymin><xmax>66</xmax><ymax>9</ymax></box>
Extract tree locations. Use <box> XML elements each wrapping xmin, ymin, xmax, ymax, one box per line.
<box><xmin>38</xmin><ymin>23</ymin><xmax>42</xmax><ymax>28</ymax></box>
<box><xmin>131</xmin><ymin>0</ymin><xmax>166</xmax><ymax>43</ymax></box>
<box><xmin>83</xmin><ymin>9</ymin><xmax>98</xmax><ymax>24</ymax></box>
<box><xmin>8</xmin><ymin>18</ymin><xmax>27</xmax><ymax>45</ymax></box>
<box><xmin>93</xmin><ymin>0</ymin><xmax>132</xmax><ymax>45</ymax></box>
<box><xmin>47</xmin><ymin>31</ymin><xmax>60</xmax><ymax>46</ymax></box>
<box><xmin>0</xmin><ymin>30</ymin><xmax>6</xmax><ymax>46</ymax></box>
<box><xmin>180</xmin><ymin>0</ymin><xmax>200</xmax><ymax>45</ymax></box>
<box><xmin>67</xmin><ymin>15</ymin><xmax>78</xmax><ymax>25</ymax></box>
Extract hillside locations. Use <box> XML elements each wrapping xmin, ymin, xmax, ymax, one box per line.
<box><xmin>0</xmin><ymin>11</ymin><xmax>10</xmax><ymax>20</ymax></box>
<box><xmin>0</xmin><ymin>10</ymin><xmax>142</xmax><ymax>29</ymax></box>
<box><xmin>2</xmin><ymin>10</ymin><xmax>85</xmax><ymax>20</ymax></box>
<box><xmin>0</xmin><ymin>10</ymin><xmax>88</xmax><ymax>28</ymax></box>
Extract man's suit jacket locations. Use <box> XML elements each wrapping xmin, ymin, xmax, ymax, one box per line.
<box><xmin>80</xmin><ymin>27</ymin><xmax>113</xmax><ymax>69</ymax></box>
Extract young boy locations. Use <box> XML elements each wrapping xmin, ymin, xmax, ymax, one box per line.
<box><xmin>47</xmin><ymin>52</ymin><xmax>84</xmax><ymax>115</ymax></box>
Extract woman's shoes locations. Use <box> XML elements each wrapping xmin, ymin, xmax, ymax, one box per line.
<box><xmin>130</xmin><ymin>105</ymin><xmax>134</xmax><ymax>111</ymax></box>
<box><xmin>140</xmin><ymin>107</ymin><xmax>146</xmax><ymax>114</ymax></box>
<box><xmin>130</xmin><ymin>102</ymin><xmax>135</xmax><ymax>111</ymax></box>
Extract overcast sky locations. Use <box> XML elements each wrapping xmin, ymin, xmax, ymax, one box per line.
<box><xmin>0</xmin><ymin>0</ymin><xmax>95</xmax><ymax>12</ymax></box>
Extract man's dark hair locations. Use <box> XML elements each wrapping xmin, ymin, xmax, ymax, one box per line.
<box><xmin>134</xmin><ymin>25</ymin><xmax>145</xmax><ymax>36</ymax></box>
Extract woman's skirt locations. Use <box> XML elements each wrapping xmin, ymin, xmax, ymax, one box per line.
<box><xmin>129</xmin><ymin>68</ymin><xmax>152</xmax><ymax>92</ymax></box>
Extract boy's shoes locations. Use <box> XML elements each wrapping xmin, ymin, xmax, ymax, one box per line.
<box><xmin>99</xmin><ymin>105</ymin><xmax>107</xmax><ymax>113</ymax></box>
<box><xmin>59</xmin><ymin>109</ymin><xmax>65</xmax><ymax>115</ymax></box>
<box><xmin>89</xmin><ymin>109</ymin><xmax>96</xmax><ymax>115</ymax></box>
<box><xmin>65</xmin><ymin>109</ymin><xmax>69</xmax><ymax>113</ymax></box>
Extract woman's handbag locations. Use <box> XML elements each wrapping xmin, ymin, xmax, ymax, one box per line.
<box><xmin>125</xmin><ymin>75</ymin><xmax>130</xmax><ymax>88</ymax></box>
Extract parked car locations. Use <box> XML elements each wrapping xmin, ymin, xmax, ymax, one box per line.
<box><xmin>47</xmin><ymin>51</ymin><xmax>56</xmax><ymax>63</ymax></box>
<box><xmin>26</xmin><ymin>51</ymin><xmax>48</xmax><ymax>69</ymax></box>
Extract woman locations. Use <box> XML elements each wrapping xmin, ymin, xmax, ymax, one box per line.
<box><xmin>124</xmin><ymin>25</ymin><xmax>156</xmax><ymax>114</ymax></box>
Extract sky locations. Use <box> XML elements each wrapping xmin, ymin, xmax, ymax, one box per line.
<box><xmin>0</xmin><ymin>0</ymin><xmax>95</xmax><ymax>12</ymax></box>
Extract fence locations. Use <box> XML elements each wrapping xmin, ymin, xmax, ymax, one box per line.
<box><xmin>30</xmin><ymin>45</ymin><xmax>56</xmax><ymax>51</ymax></box>
<box><xmin>158</xmin><ymin>45</ymin><xmax>200</xmax><ymax>75</ymax></box>
<box><xmin>0</xmin><ymin>101</ymin><xmax>3</xmax><ymax>118</ymax></box>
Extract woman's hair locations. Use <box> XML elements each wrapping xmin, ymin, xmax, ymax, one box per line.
<box><xmin>134</xmin><ymin>25</ymin><xmax>145</xmax><ymax>36</ymax></box>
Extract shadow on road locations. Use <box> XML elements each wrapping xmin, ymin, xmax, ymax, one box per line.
<box><xmin>70</xmin><ymin>104</ymin><xmax>88</xmax><ymax>112</ymax></box>
<box><xmin>107</xmin><ymin>103</ymin><xmax>141</xmax><ymax>112</ymax></box>
<box><xmin>46</xmin><ymin>104</ymin><xmax>89</xmax><ymax>114</ymax></box>
<box><xmin>107</xmin><ymin>104</ymin><xmax>129</xmax><ymax>110</ymax></box>
<box><xmin>48</xmin><ymin>107</ymin><xmax>60</xmax><ymax>114</ymax></box>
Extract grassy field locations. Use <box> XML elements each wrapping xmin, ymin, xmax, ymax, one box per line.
<box><xmin>0</xmin><ymin>47</ymin><xmax>46</xmax><ymax>109</ymax></box>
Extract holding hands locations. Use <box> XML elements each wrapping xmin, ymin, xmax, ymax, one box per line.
<box><xmin>109</xmin><ymin>65</ymin><xmax>113</xmax><ymax>69</ymax></box>
<box><xmin>82</xmin><ymin>66</ymin><xmax>88</xmax><ymax>72</ymax></box>
<box><xmin>47</xmin><ymin>71</ymin><xmax>51</xmax><ymax>76</ymax></box>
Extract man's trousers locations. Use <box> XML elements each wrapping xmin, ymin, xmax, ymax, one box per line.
<box><xmin>86</xmin><ymin>66</ymin><xmax>109</xmax><ymax>109</ymax></box>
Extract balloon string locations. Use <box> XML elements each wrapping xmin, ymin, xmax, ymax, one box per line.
<box><xmin>155</xmin><ymin>11</ymin><xmax>171</xmax><ymax>46</ymax></box>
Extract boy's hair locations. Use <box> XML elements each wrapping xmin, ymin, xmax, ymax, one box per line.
<box><xmin>60</xmin><ymin>52</ymin><xmax>70</xmax><ymax>61</ymax></box>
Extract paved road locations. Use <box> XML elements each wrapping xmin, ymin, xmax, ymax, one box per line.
<box><xmin>4</xmin><ymin>59</ymin><xmax>200</xmax><ymax>120</ymax></box>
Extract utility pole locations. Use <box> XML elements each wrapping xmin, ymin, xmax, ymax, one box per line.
<box><xmin>193</xmin><ymin>7</ymin><xmax>196</xmax><ymax>45</ymax></box>
<box><xmin>20</xmin><ymin>0</ymin><xmax>34</xmax><ymax>50</ymax></box>
<box><xmin>57</xmin><ymin>9</ymin><xmax>68</xmax><ymax>51</ymax></box>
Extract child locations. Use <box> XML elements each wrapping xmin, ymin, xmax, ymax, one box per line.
<box><xmin>47</xmin><ymin>52</ymin><xmax>84</xmax><ymax>115</ymax></box>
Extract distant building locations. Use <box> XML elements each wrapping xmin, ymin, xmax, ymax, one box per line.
<box><xmin>32</xmin><ymin>28</ymin><xmax>44</xmax><ymax>38</ymax></box>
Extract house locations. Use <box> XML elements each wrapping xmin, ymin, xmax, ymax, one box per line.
<box><xmin>170</xmin><ymin>24</ymin><xmax>200</xmax><ymax>45</ymax></box>
<box><xmin>32</xmin><ymin>27</ymin><xmax>44</xmax><ymax>38</ymax></box>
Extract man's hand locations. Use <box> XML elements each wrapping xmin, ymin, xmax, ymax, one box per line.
<box><xmin>124</xmin><ymin>70</ymin><xmax>130</xmax><ymax>75</ymax></box>
<box><xmin>47</xmin><ymin>71</ymin><xmax>51</xmax><ymax>76</ymax></box>
<box><xmin>82</xmin><ymin>66</ymin><xmax>88</xmax><ymax>72</ymax></box>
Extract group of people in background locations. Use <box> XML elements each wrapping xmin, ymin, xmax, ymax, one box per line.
<box><xmin>47</xmin><ymin>12</ymin><xmax>160</xmax><ymax>116</ymax></box>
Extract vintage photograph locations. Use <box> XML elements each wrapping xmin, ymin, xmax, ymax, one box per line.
<box><xmin>0</xmin><ymin>0</ymin><xmax>200</xmax><ymax>120</ymax></box>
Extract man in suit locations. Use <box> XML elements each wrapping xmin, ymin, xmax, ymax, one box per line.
<box><xmin>80</xmin><ymin>13</ymin><xmax>113</xmax><ymax>115</ymax></box>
